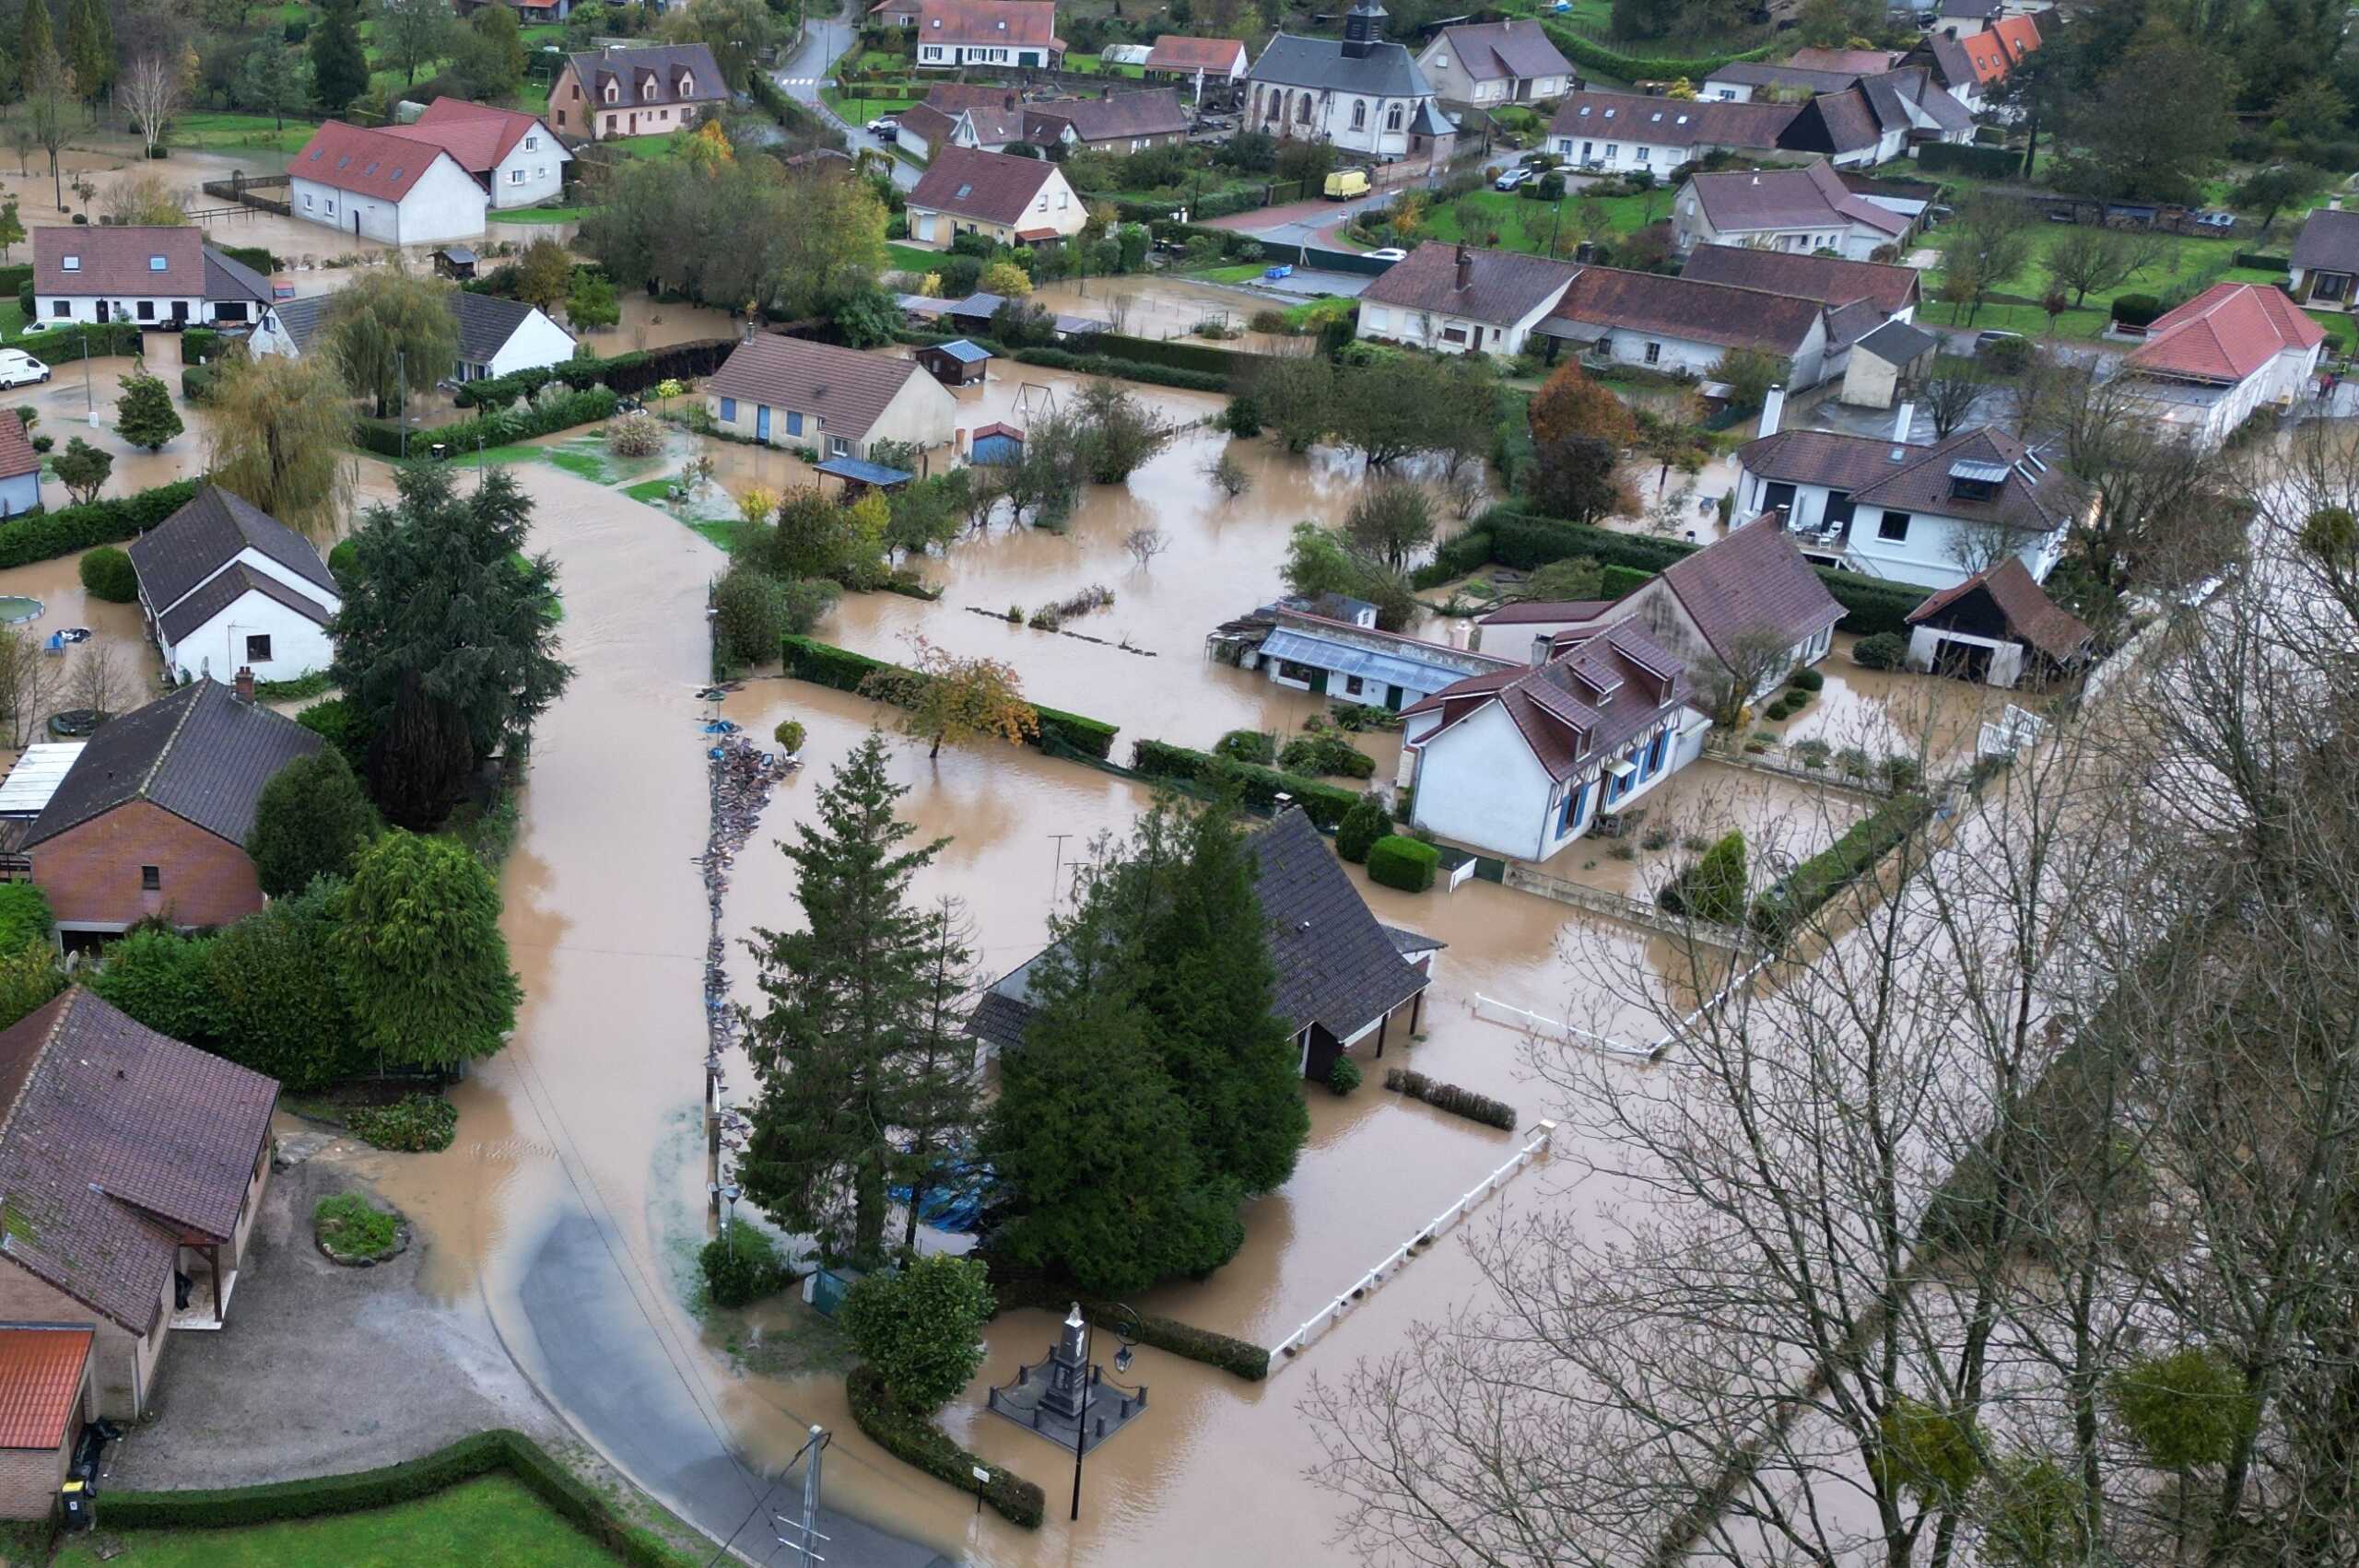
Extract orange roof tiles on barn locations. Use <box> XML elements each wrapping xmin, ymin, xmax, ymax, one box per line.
<box><xmin>382</xmin><ymin>99</ymin><xmax>557</xmax><ymax>174</ymax></box>
<box><xmin>288</xmin><ymin>121</ymin><xmax>462</xmax><ymax>200</ymax></box>
<box><xmin>0</xmin><ymin>1328</ymin><xmax>90</xmax><ymax>1450</ymax></box>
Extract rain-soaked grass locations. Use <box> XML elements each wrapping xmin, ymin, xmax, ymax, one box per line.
<box><xmin>546</xmin><ymin>449</ymin><xmax>611</xmax><ymax>483</ymax></box>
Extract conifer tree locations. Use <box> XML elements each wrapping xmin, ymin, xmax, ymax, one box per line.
<box><xmin>310</xmin><ymin>0</ymin><xmax>370</xmax><ymax>117</ymax></box>
<box><xmin>18</xmin><ymin>0</ymin><xmax>56</xmax><ymax>88</ymax></box>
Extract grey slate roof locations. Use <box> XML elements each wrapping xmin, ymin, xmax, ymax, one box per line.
<box><xmin>127</xmin><ymin>484</ymin><xmax>341</xmax><ymax>614</ymax></box>
<box><xmin>22</xmin><ymin>679</ymin><xmax>325</xmax><ymax>849</ymax></box>
<box><xmin>450</xmin><ymin>290</ymin><xmax>568</xmax><ymax>367</ymax></box>
<box><xmin>2291</xmin><ymin>205</ymin><xmax>2359</xmax><ymax>275</ymax></box>
<box><xmin>1855</xmin><ymin>316</ymin><xmax>1938</xmax><ymax>365</ymax></box>
<box><xmin>1739</xmin><ymin>425</ymin><xmax>2087</xmax><ymax>535</ymax></box>
<box><xmin>1656</xmin><ymin>513</ymin><xmax>1845</xmax><ymax>665</ymax></box>
<box><xmin>202</xmin><ymin>246</ymin><xmax>276</xmax><ymax>306</ymax></box>
<box><xmin>1430</xmin><ymin>20</ymin><xmax>1570</xmax><ymax>82</ymax></box>
<box><xmin>968</xmin><ymin>808</ymin><xmax>1433</xmax><ymax>1050</ymax></box>
<box><xmin>1248</xmin><ymin>32</ymin><xmax>1434</xmax><ymax>99</ymax></box>
<box><xmin>264</xmin><ymin>293</ymin><xmax>329</xmax><ymax>353</ymax></box>
<box><xmin>564</xmin><ymin>43</ymin><xmax>726</xmax><ymax>110</ymax></box>
<box><xmin>156</xmin><ymin>562</ymin><xmax>334</xmax><ymax>646</ymax></box>
<box><xmin>1359</xmin><ymin>240</ymin><xmax>1576</xmax><ymax>326</ymax></box>
<box><xmin>0</xmin><ymin>989</ymin><xmax>278</xmax><ymax>1333</ymax></box>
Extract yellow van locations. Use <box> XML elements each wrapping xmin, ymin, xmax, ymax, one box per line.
<box><xmin>1323</xmin><ymin>168</ymin><xmax>1371</xmax><ymax>201</ymax></box>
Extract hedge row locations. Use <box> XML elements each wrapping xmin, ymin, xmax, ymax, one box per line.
<box><xmin>1749</xmin><ymin>791</ymin><xmax>1936</xmax><ymax>940</ymax></box>
<box><xmin>1464</xmin><ymin>508</ymin><xmax>1936</xmax><ymax>637</ymax></box>
<box><xmin>2234</xmin><ymin>251</ymin><xmax>2292</xmax><ymax>271</ymax></box>
<box><xmin>987</xmin><ymin>1264</ymin><xmax>1271</xmax><ymax>1380</ymax></box>
<box><xmin>1367</xmin><ymin>834</ymin><xmax>1438</xmax><ymax>893</ymax></box>
<box><xmin>0</xmin><ymin>478</ymin><xmax>202</xmax><ymax>570</ymax></box>
<box><xmin>1075</xmin><ymin>330</ymin><xmax>1261</xmax><ymax>379</ymax></box>
<box><xmin>17</xmin><ymin>321</ymin><xmax>144</xmax><ymax>365</ymax></box>
<box><xmin>1131</xmin><ymin>737</ymin><xmax>1359</xmax><ymax>828</ymax></box>
<box><xmin>779</xmin><ymin>634</ymin><xmax>1120</xmax><ymax>760</ymax></box>
<box><xmin>846</xmin><ymin>1364</ymin><xmax>1045</xmax><ymax>1527</ymax></box>
<box><xmin>1537</xmin><ymin>23</ymin><xmax>1771</xmax><ymax>83</ymax></box>
<box><xmin>104</xmin><ymin>1429</ymin><xmax>695</xmax><ymax>1566</ymax></box>
<box><xmin>357</xmin><ymin>386</ymin><xmax>617</xmax><ymax>460</ymax></box>
<box><xmin>1384</xmin><ymin>1068</ymin><xmax>1518</xmax><ymax>1131</ymax></box>
<box><xmin>452</xmin><ymin>338</ymin><xmax>736</xmax><ymax>408</ymax></box>
<box><xmin>1011</xmin><ymin>345</ymin><xmax>1229</xmax><ymax>392</ymax></box>
<box><xmin>1491</xmin><ymin>387</ymin><xmax>1536</xmax><ymax>495</ymax></box>
<box><xmin>1918</xmin><ymin>142</ymin><xmax>2023</xmax><ymax>179</ymax></box>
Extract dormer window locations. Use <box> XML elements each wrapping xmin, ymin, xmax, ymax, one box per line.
<box><xmin>1946</xmin><ymin>457</ymin><xmax>2009</xmax><ymax>502</ymax></box>
<box><xmin>677</xmin><ymin>72</ymin><xmax>693</xmax><ymax>93</ymax></box>
<box><xmin>604</xmin><ymin>82</ymin><xmax>618</xmax><ymax>101</ymax></box>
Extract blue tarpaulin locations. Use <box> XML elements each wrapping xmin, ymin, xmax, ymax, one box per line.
<box><xmin>816</xmin><ymin>456</ymin><xmax>914</xmax><ymax>488</ymax></box>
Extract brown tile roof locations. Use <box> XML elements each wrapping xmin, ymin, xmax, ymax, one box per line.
<box><xmin>564</xmin><ymin>43</ymin><xmax>725</xmax><ymax>108</ymax></box>
<box><xmin>1359</xmin><ymin>241</ymin><xmax>1576</xmax><ymax>326</ymax></box>
<box><xmin>1024</xmin><ymin>88</ymin><xmax>1191</xmax><ymax>144</ymax></box>
<box><xmin>916</xmin><ymin>0</ymin><xmax>1061</xmax><ymax>48</ymax></box>
<box><xmin>1705</xmin><ymin>60</ymin><xmax>1863</xmax><ymax>93</ymax></box>
<box><xmin>1431</xmin><ymin>20</ymin><xmax>1571</xmax><ymax>81</ymax></box>
<box><xmin>0</xmin><ymin>1327</ymin><xmax>89</xmax><ymax>1449</ymax></box>
<box><xmin>128</xmin><ymin>484</ymin><xmax>340</xmax><ymax>614</ymax></box>
<box><xmin>1907</xmin><ymin>555</ymin><xmax>2092</xmax><ymax>661</ymax></box>
<box><xmin>1551</xmin><ymin>264</ymin><xmax>1828</xmax><ymax>355</ymax></box>
<box><xmin>896</xmin><ymin>101</ymin><xmax>959</xmax><ymax>147</ymax></box>
<box><xmin>1685</xmin><ymin>161</ymin><xmax>1909</xmax><ymax>238</ymax></box>
<box><xmin>1479</xmin><ymin>597</ymin><xmax>1614</xmax><ymax>626</ymax></box>
<box><xmin>288</xmin><ymin>121</ymin><xmax>462</xmax><ymax>200</ymax></box>
<box><xmin>1407</xmin><ymin>620</ymin><xmax>1689</xmax><ymax>782</ymax></box>
<box><xmin>384</xmin><ymin>98</ymin><xmax>557</xmax><ymax>174</ymax></box>
<box><xmin>1144</xmin><ymin>34</ymin><xmax>1246</xmax><ymax>72</ymax></box>
<box><xmin>923</xmin><ymin>81</ymin><xmax>1025</xmax><ymax>112</ymax></box>
<box><xmin>2129</xmin><ymin>282</ymin><xmax>2325</xmax><ymax>383</ymax></box>
<box><xmin>23</xmin><ymin>678</ymin><xmax>326</xmax><ymax>849</ymax></box>
<box><xmin>908</xmin><ymin>145</ymin><xmax>1058</xmax><ymax>225</ymax></box>
<box><xmin>1550</xmin><ymin>91</ymin><xmax>1795</xmax><ymax>151</ymax></box>
<box><xmin>1739</xmin><ymin>425</ymin><xmax>2087</xmax><ymax>534</ymax></box>
<box><xmin>33</xmin><ymin>227</ymin><xmax>205</xmax><ymax>298</ymax></box>
<box><xmin>0</xmin><ymin>989</ymin><xmax>278</xmax><ymax>1331</ymax></box>
<box><xmin>2291</xmin><ymin>205</ymin><xmax>2359</xmax><ymax>275</ymax></box>
<box><xmin>1786</xmin><ymin>45</ymin><xmax>1901</xmax><ymax>72</ymax></box>
<box><xmin>0</xmin><ymin>414</ymin><xmax>32</xmax><ymax>484</ymax></box>
<box><xmin>1658</xmin><ymin>514</ymin><xmax>1844</xmax><ymax>665</ymax></box>
<box><xmin>707</xmin><ymin>336</ymin><xmax>928</xmax><ymax>442</ymax></box>
<box><xmin>1678</xmin><ymin>242</ymin><xmax>1921</xmax><ymax>315</ymax></box>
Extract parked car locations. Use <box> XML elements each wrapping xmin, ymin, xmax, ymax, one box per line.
<box><xmin>866</xmin><ymin>116</ymin><xmax>898</xmax><ymax>136</ymax></box>
<box><xmin>2046</xmin><ymin>207</ymin><xmax>2079</xmax><ymax>224</ymax></box>
<box><xmin>1975</xmin><ymin>330</ymin><xmax>2025</xmax><ymax>351</ymax></box>
<box><xmin>1366</xmin><ymin>247</ymin><xmax>1408</xmax><ymax>262</ymax></box>
<box><xmin>14</xmin><ymin>319</ymin><xmax>53</xmax><ymax>335</ymax></box>
<box><xmin>0</xmin><ymin>350</ymin><xmax>50</xmax><ymax>389</ymax></box>
<box><xmin>2191</xmin><ymin>210</ymin><xmax>2236</xmax><ymax>230</ymax></box>
<box><xmin>1495</xmin><ymin>166</ymin><xmax>1535</xmax><ymax>192</ymax></box>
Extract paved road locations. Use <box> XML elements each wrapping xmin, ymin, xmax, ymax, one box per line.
<box><xmin>775</xmin><ymin>9</ymin><xmax>921</xmax><ymax>191</ymax></box>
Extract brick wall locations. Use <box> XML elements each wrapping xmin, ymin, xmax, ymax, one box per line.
<box><xmin>0</xmin><ymin>1429</ymin><xmax>73</xmax><ymax>1521</ymax></box>
<box><xmin>28</xmin><ymin>800</ymin><xmax>267</xmax><ymax>932</ymax></box>
<box><xmin>0</xmin><ymin>1259</ymin><xmax>152</xmax><ymax>1419</ymax></box>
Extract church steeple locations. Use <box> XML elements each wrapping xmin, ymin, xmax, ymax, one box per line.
<box><xmin>1342</xmin><ymin>0</ymin><xmax>1386</xmax><ymax>58</ymax></box>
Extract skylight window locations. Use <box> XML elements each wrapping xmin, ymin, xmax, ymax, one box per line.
<box><xmin>148</xmin><ymin>255</ymin><xmax>168</xmax><ymax>271</ymax></box>
<box><xmin>61</xmin><ymin>256</ymin><xmax>78</xmax><ymax>271</ymax></box>
<box><xmin>956</xmin><ymin>182</ymin><xmax>973</xmax><ymax>198</ymax></box>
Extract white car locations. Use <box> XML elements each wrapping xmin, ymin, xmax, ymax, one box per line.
<box><xmin>866</xmin><ymin>116</ymin><xmax>899</xmax><ymax>136</ymax></box>
<box><xmin>14</xmin><ymin>319</ymin><xmax>53</xmax><ymax>335</ymax></box>
<box><xmin>1365</xmin><ymin>247</ymin><xmax>1408</xmax><ymax>263</ymax></box>
<box><xmin>0</xmin><ymin>351</ymin><xmax>50</xmax><ymax>390</ymax></box>
<box><xmin>1494</xmin><ymin>166</ymin><xmax>1534</xmax><ymax>192</ymax></box>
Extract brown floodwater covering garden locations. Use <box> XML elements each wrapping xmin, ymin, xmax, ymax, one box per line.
<box><xmin>336</xmin><ymin>338</ymin><xmax>1986</xmax><ymax>1563</ymax></box>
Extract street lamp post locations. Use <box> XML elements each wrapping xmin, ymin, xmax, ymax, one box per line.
<box><xmin>1068</xmin><ymin>1303</ymin><xmax>1141</xmax><ymax>1522</ymax></box>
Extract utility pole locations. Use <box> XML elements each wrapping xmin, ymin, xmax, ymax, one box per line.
<box><xmin>82</xmin><ymin>321</ymin><xmax>94</xmax><ymax>425</ymax></box>
<box><xmin>397</xmin><ymin>347</ymin><xmax>407</xmax><ymax>460</ymax></box>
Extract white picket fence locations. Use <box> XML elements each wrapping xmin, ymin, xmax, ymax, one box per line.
<box><xmin>1268</xmin><ymin>1121</ymin><xmax>1557</xmax><ymax>1372</ymax></box>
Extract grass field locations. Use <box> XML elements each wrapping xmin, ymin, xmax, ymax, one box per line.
<box><xmin>1919</xmin><ymin>224</ymin><xmax>2248</xmax><ymax>341</ymax></box>
<box><xmin>1190</xmin><ymin>262</ymin><xmax>1267</xmax><ymax>283</ymax></box>
<box><xmin>490</xmin><ymin>205</ymin><xmax>600</xmax><ymax>224</ymax></box>
<box><xmin>886</xmin><ymin>241</ymin><xmax>944</xmax><ymax>275</ymax></box>
<box><xmin>167</xmin><ymin>111</ymin><xmax>320</xmax><ymax>155</ymax></box>
<box><xmin>1409</xmin><ymin>185</ymin><xmax>1668</xmax><ymax>254</ymax></box>
<box><xmin>1063</xmin><ymin>52</ymin><xmax>1147</xmax><ymax>77</ymax></box>
<box><xmin>823</xmin><ymin>87</ymin><xmax>921</xmax><ymax>123</ymax></box>
<box><xmin>51</xmin><ymin>1476</ymin><xmax>624</xmax><ymax>1567</ymax></box>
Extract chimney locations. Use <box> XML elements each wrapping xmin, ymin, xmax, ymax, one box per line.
<box><xmin>955</xmin><ymin>427</ymin><xmax>970</xmax><ymax>454</ymax></box>
<box><xmin>233</xmin><ymin>666</ymin><xmax>255</xmax><ymax>704</ymax></box>
<box><xmin>1758</xmin><ymin>383</ymin><xmax>1785</xmax><ymax>437</ymax></box>
<box><xmin>1455</xmin><ymin>245</ymin><xmax>1473</xmax><ymax>292</ymax></box>
<box><xmin>1892</xmin><ymin>399</ymin><xmax>1915</xmax><ymax>441</ymax></box>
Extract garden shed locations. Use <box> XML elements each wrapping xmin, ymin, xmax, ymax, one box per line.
<box><xmin>915</xmin><ymin>338</ymin><xmax>992</xmax><ymax>386</ymax></box>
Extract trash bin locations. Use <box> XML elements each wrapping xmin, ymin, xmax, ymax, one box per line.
<box><xmin>430</xmin><ymin>442</ymin><xmax>450</xmax><ymax>462</ymax></box>
<box><xmin>58</xmin><ymin>1480</ymin><xmax>91</xmax><ymax>1533</ymax></box>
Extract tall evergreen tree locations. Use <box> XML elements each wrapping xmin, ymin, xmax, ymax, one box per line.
<box><xmin>18</xmin><ymin>0</ymin><xmax>56</xmax><ymax>87</ymax></box>
<box><xmin>895</xmin><ymin>895</ymin><xmax>981</xmax><ymax>1251</ymax></box>
<box><xmin>310</xmin><ymin>0</ymin><xmax>370</xmax><ymax>117</ymax></box>
<box><xmin>740</xmin><ymin>731</ymin><xmax>973</xmax><ymax>1267</ymax></box>
<box><xmin>64</xmin><ymin>0</ymin><xmax>107</xmax><ymax>109</ymax></box>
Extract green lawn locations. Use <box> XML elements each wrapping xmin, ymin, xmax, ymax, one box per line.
<box><xmin>823</xmin><ymin>87</ymin><xmax>920</xmax><ymax>123</ymax></box>
<box><xmin>1064</xmin><ymin>53</ymin><xmax>1146</xmax><ymax>77</ymax></box>
<box><xmin>52</xmin><ymin>1476</ymin><xmax>624</xmax><ymax>1567</ymax></box>
<box><xmin>167</xmin><ymin>111</ymin><xmax>320</xmax><ymax>155</ymax></box>
<box><xmin>622</xmin><ymin>476</ymin><xmax>676</xmax><ymax>503</ymax></box>
<box><xmin>490</xmin><ymin>204</ymin><xmax>601</xmax><ymax>224</ymax></box>
<box><xmin>0</xmin><ymin>298</ymin><xmax>26</xmax><ymax>340</ymax></box>
<box><xmin>1919</xmin><ymin>223</ymin><xmax>2251</xmax><ymax>341</ymax></box>
<box><xmin>886</xmin><ymin>241</ymin><xmax>943</xmax><ymax>275</ymax></box>
<box><xmin>1189</xmin><ymin>262</ymin><xmax>1267</xmax><ymax>283</ymax></box>
<box><xmin>1412</xmin><ymin>185</ymin><xmax>1669</xmax><ymax>255</ymax></box>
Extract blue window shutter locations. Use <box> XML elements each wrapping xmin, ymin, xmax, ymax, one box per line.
<box><xmin>787</xmin><ymin>410</ymin><xmax>804</xmax><ymax>436</ymax></box>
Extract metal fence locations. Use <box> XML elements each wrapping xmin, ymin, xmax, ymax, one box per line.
<box><xmin>1498</xmin><ymin>860</ymin><xmax>1748</xmax><ymax>952</ymax></box>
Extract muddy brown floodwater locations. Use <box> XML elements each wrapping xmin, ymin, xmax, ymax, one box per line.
<box><xmin>348</xmin><ymin>340</ymin><xmax>1978</xmax><ymax>1564</ymax></box>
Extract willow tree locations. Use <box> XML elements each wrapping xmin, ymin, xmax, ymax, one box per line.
<box><xmin>204</xmin><ymin>352</ymin><xmax>355</xmax><ymax>540</ymax></box>
<box><xmin>323</xmin><ymin>270</ymin><xmax>459</xmax><ymax>418</ymax></box>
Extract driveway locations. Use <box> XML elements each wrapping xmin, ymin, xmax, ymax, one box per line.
<box><xmin>775</xmin><ymin>6</ymin><xmax>920</xmax><ymax>192</ymax></box>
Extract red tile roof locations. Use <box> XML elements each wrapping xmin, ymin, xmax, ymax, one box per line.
<box><xmin>288</xmin><ymin>121</ymin><xmax>461</xmax><ymax>200</ymax></box>
<box><xmin>1406</xmin><ymin>621</ymin><xmax>1689</xmax><ymax>782</ymax></box>
<box><xmin>0</xmin><ymin>413</ymin><xmax>34</xmax><ymax>484</ymax></box>
<box><xmin>33</xmin><ymin>227</ymin><xmax>205</xmax><ymax>298</ymax></box>
<box><xmin>0</xmin><ymin>1328</ymin><xmax>89</xmax><ymax>1450</ymax></box>
<box><xmin>917</xmin><ymin>0</ymin><xmax>1061</xmax><ymax>48</ymax></box>
<box><xmin>1989</xmin><ymin>13</ymin><xmax>2041</xmax><ymax>62</ymax></box>
<box><xmin>1679</xmin><ymin>246</ymin><xmax>1920</xmax><ymax>316</ymax></box>
<box><xmin>909</xmin><ymin>145</ymin><xmax>1059</xmax><ymax>225</ymax></box>
<box><xmin>383</xmin><ymin>99</ymin><xmax>557</xmax><ymax>174</ymax></box>
<box><xmin>1144</xmin><ymin>34</ymin><xmax>1246</xmax><ymax>72</ymax></box>
<box><xmin>1657</xmin><ymin>513</ymin><xmax>1845</xmax><ymax>665</ymax></box>
<box><xmin>2129</xmin><ymin>282</ymin><xmax>2325</xmax><ymax>383</ymax></box>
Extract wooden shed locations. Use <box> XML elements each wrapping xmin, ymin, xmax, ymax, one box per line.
<box><xmin>914</xmin><ymin>338</ymin><xmax>992</xmax><ymax>387</ymax></box>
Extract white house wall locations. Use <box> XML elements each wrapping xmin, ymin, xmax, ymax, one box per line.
<box><xmin>1406</xmin><ymin>700</ymin><xmax>1560</xmax><ymax>861</ymax></box>
<box><xmin>484</xmin><ymin>310</ymin><xmax>579</xmax><ymax>378</ymax></box>
<box><xmin>290</xmin><ymin>158</ymin><xmax>487</xmax><ymax>245</ymax></box>
<box><xmin>487</xmin><ymin>131</ymin><xmax>570</xmax><ymax>210</ymax></box>
<box><xmin>158</xmin><ymin>592</ymin><xmax>334</xmax><ymax>685</ymax></box>
<box><xmin>31</xmin><ymin>291</ymin><xmax>211</xmax><ymax>328</ymax></box>
<box><xmin>1356</xmin><ymin>286</ymin><xmax>1567</xmax><ymax>357</ymax></box>
<box><xmin>1731</xmin><ymin>464</ymin><xmax>2060</xmax><ymax>590</ymax></box>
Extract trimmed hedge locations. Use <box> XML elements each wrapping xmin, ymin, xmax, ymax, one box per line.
<box><xmin>1600</xmin><ymin>562</ymin><xmax>1654</xmax><ymax>598</ymax></box>
<box><xmin>983</xmin><ymin>1261</ymin><xmax>1272</xmax><ymax>1379</ymax></box>
<box><xmin>1538</xmin><ymin>23</ymin><xmax>1770</xmax><ymax>82</ymax></box>
<box><xmin>0</xmin><ymin>478</ymin><xmax>202</xmax><ymax>570</ymax></box>
<box><xmin>1918</xmin><ymin>143</ymin><xmax>2022</xmax><ymax>179</ymax></box>
<box><xmin>1367</xmin><ymin>834</ymin><xmax>1438</xmax><ymax>893</ymax></box>
<box><xmin>2234</xmin><ymin>251</ymin><xmax>2292</xmax><ymax>271</ymax></box>
<box><xmin>78</xmin><ymin>544</ymin><xmax>138</xmax><ymax>602</ymax></box>
<box><xmin>451</xmin><ymin>339</ymin><xmax>736</xmax><ymax>408</ymax></box>
<box><xmin>1074</xmin><ymin>330</ymin><xmax>1256</xmax><ymax>378</ymax></box>
<box><xmin>1011</xmin><ymin>345</ymin><xmax>1228</xmax><ymax>392</ymax></box>
<box><xmin>847</xmin><ymin>1364</ymin><xmax>1045</xmax><ymax>1527</ymax></box>
<box><xmin>1384</xmin><ymin>1067</ymin><xmax>1517</xmax><ymax>1131</ymax></box>
<box><xmin>16</xmin><ymin>321</ymin><xmax>143</xmax><ymax>365</ymax></box>
<box><xmin>1749</xmin><ymin>792</ymin><xmax>1936</xmax><ymax>940</ymax></box>
<box><xmin>779</xmin><ymin>634</ymin><xmax>1120</xmax><ymax>760</ymax></box>
<box><xmin>104</xmin><ymin>1429</ymin><xmax>697</xmax><ymax>1567</ymax></box>
<box><xmin>1132</xmin><ymin>737</ymin><xmax>1358</xmax><ymax>827</ymax></box>
<box><xmin>358</xmin><ymin>386</ymin><xmax>617</xmax><ymax>460</ymax></box>
<box><xmin>182</xmin><ymin>365</ymin><xmax>217</xmax><ymax>404</ymax></box>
